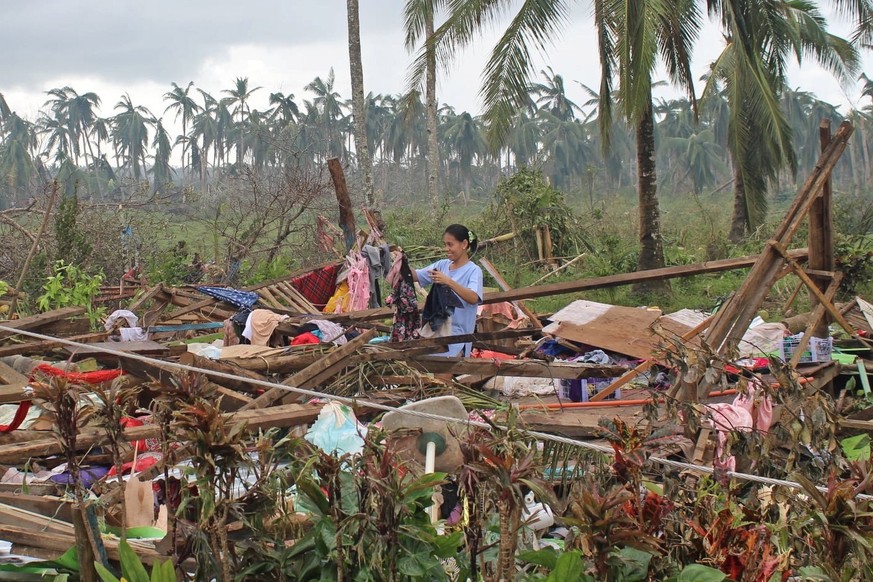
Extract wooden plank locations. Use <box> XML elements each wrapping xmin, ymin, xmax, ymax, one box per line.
<box><xmin>147</xmin><ymin>322</ymin><xmax>224</xmax><ymax>333</ymax></box>
<box><xmin>381</xmin><ymin>328</ymin><xmax>536</xmax><ymax>351</ymax></box>
<box><xmin>0</xmin><ymin>306</ymin><xmax>86</xmax><ymax>340</ymax></box>
<box><xmin>0</xmin><ymin>331</ymin><xmax>109</xmax><ymax>358</ymax></box>
<box><xmin>179</xmin><ymin>352</ymin><xmax>271</xmax><ymax>393</ymax></box>
<box><xmin>242</xmin><ymin>328</ymin><xmax>379</xmax><ymax>409</ymax></box>
<box><xmin>0</xmin><ymin>493</ymin><xmax>73</xmax><ymax>524</ymax></box>
<box><xmin>406</xmin><ymin>356</ymin><xmax>627</xmax><ymax>380</ymax></box>
<box><xmin>0</xmin><ymin>361</ymin><xmax>30</xmax><ymax>386</ymax></box>
<box><xmin>0</xmin><ymin>524</ymin><xmax>164</xmax><ymax>565</ymax></box>
<box><xmin>127</xmin><ymin>283</ymin><xmax>165</xmax><ymax>312</ymax></box>
<box><xmin>65</xmin><ymin>340</ymin><xmax>170</xmax><ymax>359</ymax></box>
<box><xmin>807</xmin><ymin>119</ymin><xmax>834</xmax><ymax>339</ymax></box>
<box><xmin>487</xmin><ymin>249</ymin><xmax>809</xmax><ymax>304</ymax></box>
<box><xmin>479</xmin><ymin>258</ymin><xmax>542</xmax><ymax>329</ymax></box>
<box><xmin>543</xmin><ymin>301</ymin><xmax>664</xmax><ymax>360</ymax></box>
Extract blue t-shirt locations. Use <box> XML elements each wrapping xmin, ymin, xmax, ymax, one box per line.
<box><xmin>416</xmin><ymin>259</ymin><xmax>483</xmax><ymax>357</ymax></box>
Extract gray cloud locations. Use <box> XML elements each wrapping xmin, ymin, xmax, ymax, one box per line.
<box><xmin>0</xmin><ymin>0</ymin><xmax>401</xmax><ymax>88</ymax></box>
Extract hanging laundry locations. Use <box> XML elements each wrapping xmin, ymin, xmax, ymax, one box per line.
<box><xmin>387</xmin><ymin>253</ymin><xmax>420</xmax><ymax>342</ymax></box>
<box><xmin>362</xmin><ymin>244</ymin><xmax>392</xmax><ymax>308</ymax></box>
<box><xmin>324</xmin><ymin>281</ymin><xmax>351</xmax><ymax>314</ymax></box>
<box><xmin>345</xmin><ymin>254</ymin><xmax>371</xmax><ymax>312</ymax></box>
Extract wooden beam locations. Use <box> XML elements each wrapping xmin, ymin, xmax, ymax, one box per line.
<box><xmin>486</xmin><ymin>249</ymin><xmax>809</xmax><ymax>304</ymax></box>
<box><xmin>771</xmin><ymin>242</ymin><xmax>859</xmax><ymax>338</ymax></box>
<box><xmin>703</xmin><ymin>121</ymin><xmax>852</xmax><ymax>360</ymax></box>
<box><xmin>127</xmin><ymin>283</ymin><xmax>165</xmax><ymax>313</ymax></box>
<box><xmin>179</xmin><ymin>352</ymin><xmax>271</xmax><ymax>393</ymax></box>
<box><xmin>789</xmin><ymin>274</ymin><xmax>842</xmax><ymax>368</ymax></box>
<box><xmin>0</xmin><ymin>306</ymin><xmax>86</xmax><ymax>341</ymax></box>
<box><xmin>405</xmin><ymin>356</ymin><xmax>627</xmax><ymax>380</ymax></box>
<box><xmin>0</xmin><ymin>332</ymin><xmax>108</xmax><ymax>358</ymax></box>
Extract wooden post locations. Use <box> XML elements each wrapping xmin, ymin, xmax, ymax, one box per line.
<box><xmin>808</xmin><ymin>119</ymin><xmax>835</xmax><ymax>338</ymax></box>
<box><xmin>327</xmin><ymin>158</ymin><xmax>356</xmax><ymax>252</ymax></box>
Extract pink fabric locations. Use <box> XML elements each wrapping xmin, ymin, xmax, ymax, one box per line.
<box><xmin>345</xmin><ymin>255</ymin><xmax>370</xmax><ymax>312</ymax></box>
<box><xmin>703</xmin><ymin>385</ymin><xmax>773</xmax><ymax>471</ymax></box>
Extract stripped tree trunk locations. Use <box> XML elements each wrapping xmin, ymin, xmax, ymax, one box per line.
<box><xmin>346</xmin><ymin>0</ymin><xmax>376</xmax><ymax>208</ymax></box>
<box><xmin>632</xmin><ymin>96</ymin><xmax>669</xmax><ymax>296</ymax></box>
<box><xmin>729</xmin><ymin>160</ymin><xmax>750</xmax><ymax>243</ymax></box>
<box><xmin>425</xmin><ymin>6</ymin><xmax>440</xmax><ymax>209</ymax></box>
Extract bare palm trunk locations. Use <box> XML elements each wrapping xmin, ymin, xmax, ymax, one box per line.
<box><xmin>632</xmin><ymin>97</ymin><xmax>669</xmax><ymax>296</ymax></box>
<box><xmin>729</xmin><ymin>159</ymin><xmax>750</xmax><ymax>243</ymax></box>
<box><xmin>347</xmin><ymin>0</ymin><xmax>376</xmax><ymax>208</ymax></box>
<box><xmin>425</xmin><ymin>8</ymin><xmax>440</xmax><ymax>209</ymax></box>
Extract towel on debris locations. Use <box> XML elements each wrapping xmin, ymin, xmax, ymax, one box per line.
<box><xmin>242</xmin><ymin>309</ymin><xmax>290</xmax><ymax>346</ymax></box>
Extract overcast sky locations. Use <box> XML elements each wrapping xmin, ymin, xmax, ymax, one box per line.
<box><xmin>1</xmin><ymin>0</ymin><xmax>871</xmax><ymax>130</ymax></box>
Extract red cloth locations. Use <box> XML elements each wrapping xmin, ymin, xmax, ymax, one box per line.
<box><xmin>289</xmin><ymin>263</ymin><xmax>340</xmax><ymax>309</ymax></box>
<box><xmin>32</xmin><ymin>363</ymin><xmax>124</xmax><ymax>384</ymax></box>
<box><xmin>0</xmin><ymin>401</ymin><xmax>32</xmax><ymax>433</ymax></box>
<box><xmin>291</xmin><ymin>332</ymin><xmax>321</xmax><ymax>346</ymax></box>
<box><xmin>106</xmin><ymin>455</ymin><xmax>159</xmax><ymax>478</ymax></box>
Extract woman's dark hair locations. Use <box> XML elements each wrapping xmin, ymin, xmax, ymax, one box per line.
<box><xmin>444</xmin><ymin>223</ymin><xmax>478</xmax><ymax>255</ymax></box>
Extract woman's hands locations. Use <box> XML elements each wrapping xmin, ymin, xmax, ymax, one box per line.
<box><xmin>430</xmin><ymin>269</ymin><xmax>480</xmax><ymax>305</ymax></box>
<box><xmin>429</xmin><ymin>269</ymin><xmax>450</xmax><ymax>286</ymax></box>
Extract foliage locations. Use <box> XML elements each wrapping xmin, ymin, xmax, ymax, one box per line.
<box><xmin>54</xmin><ymin>192</ymin><xmax>93</xmax><ymax>267</ymax></box>
<box><xmin>95</xmin><ymin>540</ymin><xmax>178</xmax><ymax>582</ymax></box>
<box><xmin>493</xmin><ymin>168</ymin><xmax>586</xmax><ymax>262</ymax></box>
<box><xmin>36</xmin><ymin>259</ymin><xmax>106</xmax><ymax>328</ymax></box>
<box><xmin>237</xmin><ymin>433</ymin><xmax>460</xmax><ymax>581</ymax></box>
<box><xmin>833</xmin><ymin>234</ymin><xmax>873</xmax><ymax>296</ymax></box>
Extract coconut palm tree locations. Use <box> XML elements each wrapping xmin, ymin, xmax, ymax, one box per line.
<box><xmin>164</xmin><ymin>81</ymin><xmax>200</xmax><ymax>179</ymax></box>
<box><xmin>111</xmin><ymin>94</ymin><xmax>153</xmax><ymax>180</ymax></box>
<box><xmin>222</xmin><ymin>77</ymin><xmax>262</xmax><ymax>166</ymax></box>
<box><xmin>43</xmin><ymin>87</ymin><xmax>102</xmax><ymax>169</ymax></box>
<box><xmin>530</xmin><ymin>67</ymin><xmax>581</xmax><ymax>121</ymax></box>
<box><xmin>442</xmin><ymin>110</ymin><xmax>484</xmax><ymax>196</ymax></box>
<box><xmin>705</xmin><ymin>0</ymin><xmax>859</xmax><ymax>241</ymax></box>
<box><xmin>305</xmin><ymin>70</ymin><xmax>347</xmax><ymax>160</ymax></box>
<box><xmin>151</xmin><ymin>118</ymin><xmax>174</xmax><ymax>192</ymax></box>
<box><xmin>0</xmin><ymin>113</ymin><xmax>39</xmax><ymax>205</ymax></box>
<box><xmin>268</xmin><ymin>92</ymin><xmax>300</xmax><ymax>125</ymax></box>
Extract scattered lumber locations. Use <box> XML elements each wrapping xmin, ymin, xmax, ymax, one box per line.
<box><xmin>0</xmin><ymin>306</ymin><xmax>86</xmax><ymax>341</ymax></box>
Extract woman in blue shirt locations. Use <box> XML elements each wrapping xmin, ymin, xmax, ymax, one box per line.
<box><xmin>413</xmin><ymin>224</ymin><xmax>484</xmax><ymax>357</ymax></box>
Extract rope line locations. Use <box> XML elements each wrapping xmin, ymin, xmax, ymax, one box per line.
<box><xmin>0</xmin><ymin>323</ymin><xmax>868</xmax><ymax>501</ymax></box>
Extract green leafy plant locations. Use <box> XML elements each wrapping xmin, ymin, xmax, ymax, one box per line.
<box><xmin>95</xmin><ymin>540</ymin><xmax>177</xmax><ymax>582</ymax></box>
<box><xmin>37</xmin><ymin>260</ymin><xmax>106</xmax><ymax>328</ymax></box>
